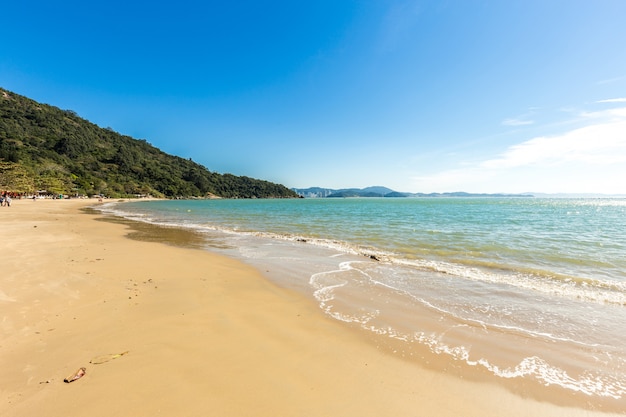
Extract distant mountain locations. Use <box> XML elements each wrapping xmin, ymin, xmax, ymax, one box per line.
<box><xmin>360</xmin><ymin>186</ymin><xmax>396</xmax><ymax>195</ymax></box>
<box><xmin>293</xmin><ymin>186</ymin><xmax>533</xmax><ymax>198</ymax></box>
<box><xmin>0</xmin><ymin>87</ymin><xmax>298</xmax><ymax>199</ymax></box>
<box><xmin>327</xmin><ymin>186</ymin><xmax>399</xmax><ymax>198</ymax></box>
<box><xmin>293</xmin><ymin>186</ymin><xmax>402</xmax><ymax>198</ymax></box>
<box><xmin>529</xmin><ymin>192</ymin><xmax>626</xmax><ymax>198</ymax></box>
<box><xmin>411</xmin><ymin>191</ymin><xmax>533</xmax><ymax>198</ymax></box>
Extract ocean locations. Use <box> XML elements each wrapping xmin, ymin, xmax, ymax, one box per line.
<box><xmin>98</xmin><ymin>197</ymin><xmax>626</xmax><ymax>409</ymax></box>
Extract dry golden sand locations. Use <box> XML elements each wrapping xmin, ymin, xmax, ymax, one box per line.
<box><xmin>0</xmin><ymin>198</ymin><xmax>621</xmax><ymax>416</ymax></box>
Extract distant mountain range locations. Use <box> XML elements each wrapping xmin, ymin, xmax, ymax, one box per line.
<box><xmin>292</xmin><ymin>186</ymin><xmax>534</xmax><ymax>198</ymax></box>
<box><xmin>528</xmin><ymin>192</ymin><xmax>626</xmax><ymax>198</ymax></box>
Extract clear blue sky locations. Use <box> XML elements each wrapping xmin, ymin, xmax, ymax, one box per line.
<box><xmin>2</xmin><ymin>0</ymin><xmax>626</xmax><ymax>194</ymax></box>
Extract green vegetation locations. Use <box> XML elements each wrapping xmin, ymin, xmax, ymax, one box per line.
<box><xmin>0</xmin><ymin>88</ymin><xmax>297</xmax><ymax>198</ymax></box>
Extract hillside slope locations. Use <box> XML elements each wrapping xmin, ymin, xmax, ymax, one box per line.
<box><xmin>0</xmin><ymin>88</ymin><xmax>297</xmax><ymax>199</ymax></box>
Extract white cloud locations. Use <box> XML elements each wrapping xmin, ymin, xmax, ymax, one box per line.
<box><xmin>501</xmin><ymin>108</ymin><xmax>538</xmax><ymax>127</ymax></box>
<box><xmin>482</xmin><ymin>118</ymin><xmax>626</xmax><ymax>169</ymax></box>
<box><xmin>596</xmin><ymin>98</ymin><xmax>626</xmax><ymax>103</ymax></box>
<box><xmin>597</xmin><ymin>75</ymin><xmax>626</xmax><ymax>85</ymax></box>
<box><xmin>502</xmin><ymin>118</ymin><xmax>534</xmax><ymax>126</ymax></box>
<box><xmin>579</xmin><ymin>106</ymin><xmax>626</xmax><ymax>120</ymax></box>
<box><xmin>411</xmin><ymin>107</ymin><xmax>626</xmax><ymax>194</ymax></box>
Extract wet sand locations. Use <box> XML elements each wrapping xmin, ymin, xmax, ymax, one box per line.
<box><xmin>0</xmin><ymin>198</ymin><xmax>621</xmax><ymax>416</ymax></box>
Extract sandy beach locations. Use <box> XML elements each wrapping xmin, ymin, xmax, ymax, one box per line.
<box><xmin>0</xmin><ymin>198</ymin><xmax>621</xmax><ymax>417</ymax></box>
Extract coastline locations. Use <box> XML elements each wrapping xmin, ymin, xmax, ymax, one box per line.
<box><xmin>0</xmin><ymin>198</ymin><xmax>621</xmax><ymax>416</ymax></box>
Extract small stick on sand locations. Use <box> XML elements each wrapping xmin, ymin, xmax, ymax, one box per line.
<box><xmin>63</xmin><ymin>367</ymin><xmax>86</xmax><ymax>383</ymax></box>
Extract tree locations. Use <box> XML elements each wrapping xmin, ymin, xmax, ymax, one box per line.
<box><xmin>0</xmin><ymin>161</ymin><xmax>35</xmax><ymax>192</ymax></box>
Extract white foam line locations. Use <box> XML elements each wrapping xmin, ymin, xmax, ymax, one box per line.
<box><xmin>337</xmin><ymin>261</ymin><xmax>607</xmax><ymax>353</ymax></box>
<box><xmin>309</xmin><ymin>262</ymin><xmax>382</xmax><ymax>324</ymax></box>
<box><xmin>393</xmin><ymin>257</ymin><xmax>626</xmax><ymax>306</ymax></box>
<box><xmin>380</xmin><ymin>324</ymin><xmax>624</xmax><ymax>399</ymax></box>
<box><xmin>101</xmin><ymin>203</ymin><xmax>626</xmax><ymax>307</ymax></box>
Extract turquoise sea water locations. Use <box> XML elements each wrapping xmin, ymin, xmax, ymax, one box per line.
<box><xmin>100</xmin><ymin>197</ymin><xmax>626</xmax><ymax>407</ymax></box>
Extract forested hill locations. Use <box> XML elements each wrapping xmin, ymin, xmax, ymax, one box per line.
<box><xmin>0</xmin><ymin>87</ymin><xmax>297</xmax><ymax>198</ymax></box>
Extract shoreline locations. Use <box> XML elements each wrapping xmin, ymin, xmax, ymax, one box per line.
<box><xmin>1</xmin><ymin>198</ymin><xmax>622</xmax><ymax>416</ymax></box>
